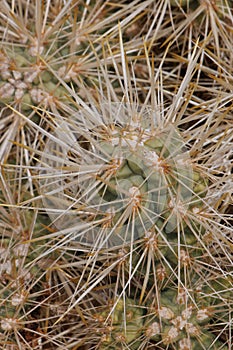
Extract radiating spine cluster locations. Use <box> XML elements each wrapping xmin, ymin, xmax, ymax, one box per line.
<box><xmin>0</xmin><ymin>0</ymin><xmax>232</xmax><ymax>349</ymax></box>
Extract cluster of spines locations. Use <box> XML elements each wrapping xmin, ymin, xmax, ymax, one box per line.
<box><xmin>0</xmin><ymin>0</ymin><xmax>232</xmax><ymax>349</ymax></box>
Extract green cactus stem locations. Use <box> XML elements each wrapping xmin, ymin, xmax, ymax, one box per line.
<box><xmin>144</xmin><ymin>287</ymin><xmax>228</xmax><ymax>349</ymax></box>
<box><xmin>40</xmin><ymin>104</ymin><xmax>212</xmax><ymax>251</ymax></box>
<box><xmin>93</xmin><ymin>298</ymin><xmax>143</xmax><ymax>349</ymax></box>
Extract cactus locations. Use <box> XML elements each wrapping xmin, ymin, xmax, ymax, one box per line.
<box><xmin>0</xmin><ymin>47</ymin><xmax>68</xmax><ymax>110</ymax></box>
<box><xmin>0</xmin><ymin>1</ymin><xmax>142</xmax><ymax>112</ymax></box>
<box><xmin>143</xmin><ymin>287</ymin><xmax>229</xmax><ymax>349</ymax></box>
<box><xmin>0</xmin><ymin>1</ymin><xmax>232</xmax><ymax>349</ymax></box>
<box><xmin>39</xmin><ymin>102</ymin><xmax>211</xmax><ymax>251</ymax></box>
<box><xmin>92</xmin><ymin>298</ymin><xmax>143</xmax><ymax>349</ymax></box>
<box><xmin>0</xmin><ymin>209</ymin><xmax>51</xmax><ymax>329</ymax></box>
